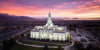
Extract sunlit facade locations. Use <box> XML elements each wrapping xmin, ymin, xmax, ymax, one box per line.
<box><xmin>30</xmin><ymin>11</ymin><xmax>70</xmax><ymax>41</ymax></box>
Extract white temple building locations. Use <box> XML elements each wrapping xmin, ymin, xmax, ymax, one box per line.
<box><xmin>30</xmin><ymin>11</ymin><xmax>70</xmax><ymax>41</ymax></box>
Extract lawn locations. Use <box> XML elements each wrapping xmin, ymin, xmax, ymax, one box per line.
<box><xmin>19</xmin><ymin>40</ymin><xmax>68</xmax><ymax>46</ymax></box>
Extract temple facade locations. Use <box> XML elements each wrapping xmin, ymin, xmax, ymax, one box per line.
<box><xmin>30</xmin><ymin>11</ymin><xmax>70</xmax><ymax>41</ymax></box>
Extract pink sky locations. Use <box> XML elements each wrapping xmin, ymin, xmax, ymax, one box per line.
<box><xmin>0</xmin><ymin>0</ymin><xmax>100</xmax><ymax>18</ymax></box>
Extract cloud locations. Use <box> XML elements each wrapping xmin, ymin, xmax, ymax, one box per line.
<box><xmin>0</xmin><ymin>0</ymin><xmax>100</xmax><ymax>18</ymax></box>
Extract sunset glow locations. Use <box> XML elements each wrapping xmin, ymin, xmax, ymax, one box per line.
<box><xmin>0</xmin><ymin>0</ymin><xmax>100</xmax><ymax>18</ymax></box>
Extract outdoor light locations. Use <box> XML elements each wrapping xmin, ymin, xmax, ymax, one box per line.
<box><xmin>30</xmin><ymin>11</ymin><xmax>71</xmax><ymax>41</ymax></box>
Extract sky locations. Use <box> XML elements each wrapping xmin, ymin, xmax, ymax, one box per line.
<box><xmin>0</xmin><ymin>0</ymin><xmax>100</xmax><ymax>18</ymax></box>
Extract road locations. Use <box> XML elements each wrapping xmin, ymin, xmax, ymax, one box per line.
<box><xmin>16</xmin><ymin>40</ymin><xmax>66</xmax><ymax>48</ymax></box>
<box><xmin>0</xmin><ymin>28</ymin><xmax>31</xmax><ymax>42</ymax></box>
<box><xmin>16</xmin><ymin>39</ymin><xmax>74</xmax><ymax>49</ymax></box>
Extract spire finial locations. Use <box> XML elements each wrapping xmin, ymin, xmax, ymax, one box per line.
<box><xmin>49</xmin><ymin>9</ymin><xmax>50</xmax><ymax>13</ymax></box>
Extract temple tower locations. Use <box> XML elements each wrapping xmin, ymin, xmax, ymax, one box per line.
<box><xmin>46</xmin><ymin>11</ymin><xmax>54</xmax><ymax>28</ymax></box>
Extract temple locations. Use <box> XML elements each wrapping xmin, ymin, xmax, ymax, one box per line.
<box><xmin>30</xmin><ymin>11</ymin><xmax>70</xmax><ymax>41</ymax></box>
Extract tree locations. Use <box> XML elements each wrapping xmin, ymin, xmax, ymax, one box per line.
<box><xmin>73</xmin><ymin>41</ymin><xmax>83</xmax><ymax>50</ymax></box>
<box><xmin>57</xmin><ymin>45</ymin><xmax>62</xmax><ymax>50</ymax></box>
<box><xmin>2</xmin><ymin>40</ymin><xmax>10</xmax><ymax>50</ymax></box>
<box><xmin>9</xmin><ymin>38</ymin><xmax>16</xmax><ymax>47</ymax></box>
<box><xmin>43</xmin><ymin>45</ymin><xmax>48</xmax><ymax>50</ymax></box>
<box><xmin>86</xmin><ymin>44</ymin><xmax>96</xmax><ymax>50</ymax></box>
<box><xmin>2</xmin><ymin>38</ymin><xmax>16</xmax><ymax>50</ymax></box>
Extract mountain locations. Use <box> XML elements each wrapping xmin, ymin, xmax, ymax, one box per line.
<box><xmin>0</xmin><ymin>13</ymin><xmax>35</xmax><ymax>23</ymax></box>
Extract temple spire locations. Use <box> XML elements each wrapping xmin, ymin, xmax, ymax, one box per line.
<box><xmin>48</xmin><ymin>10</ymin><xmax>51</xmax><ymax>21</ymax></box>
<box><xmin>46</xmin><ymin>10</ymin><xmax>54</xmax><ymax>28</ymax></box>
